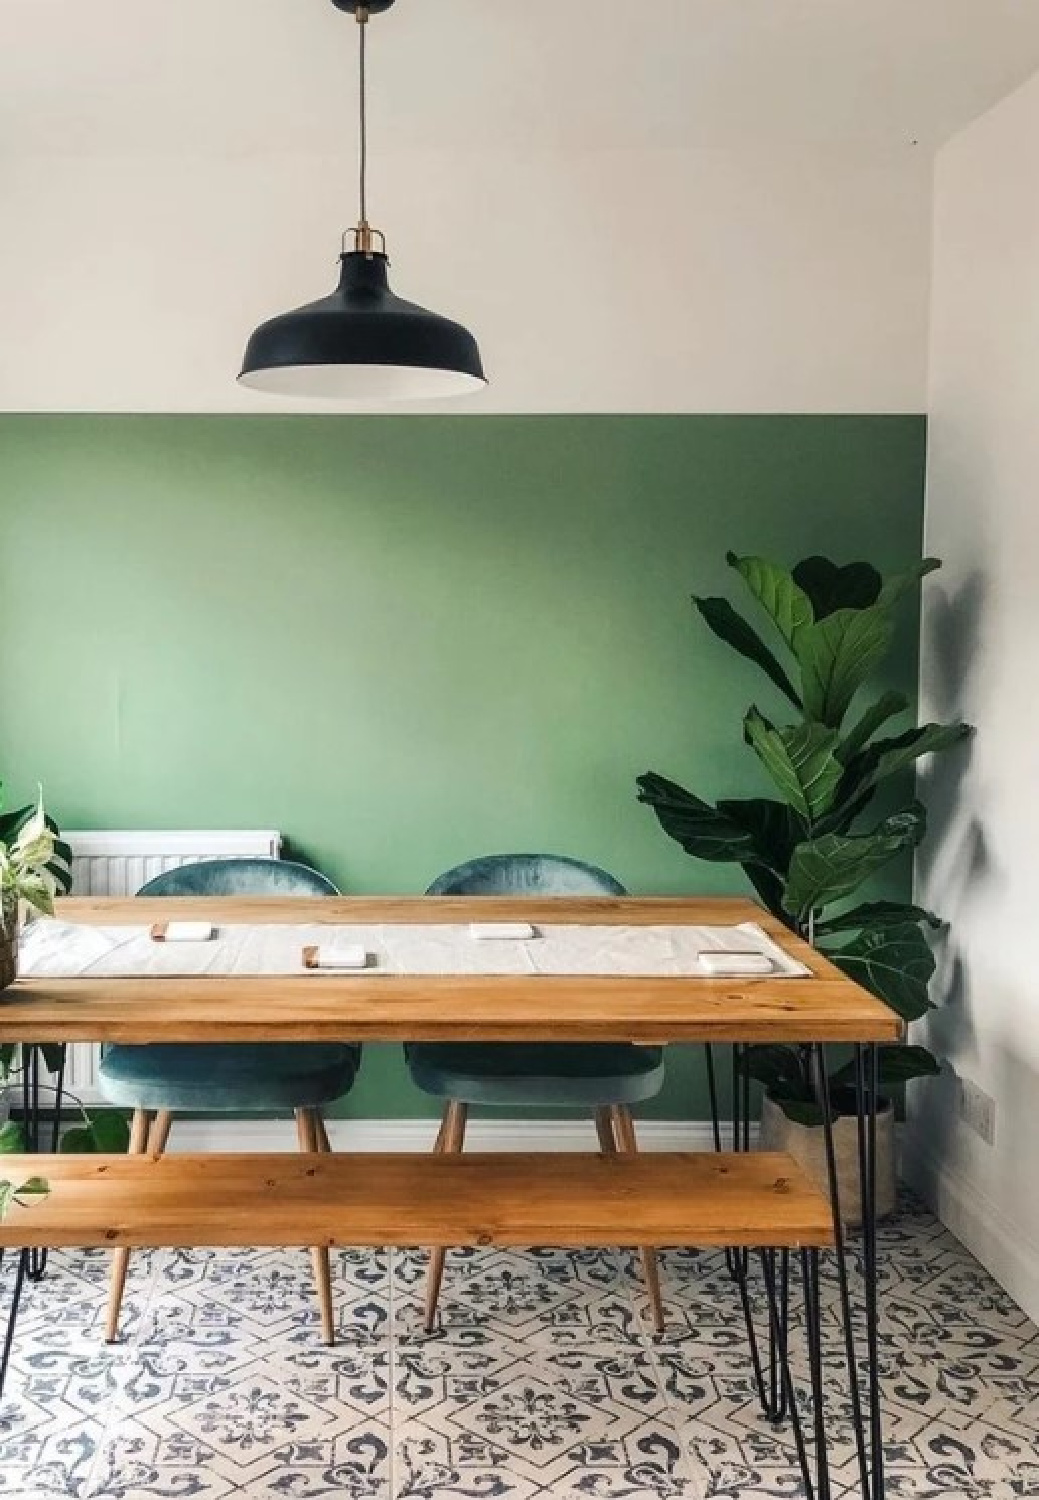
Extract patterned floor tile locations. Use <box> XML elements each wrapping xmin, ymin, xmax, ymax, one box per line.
<box><xmin>0</xmin><ymin>1195</ymin><xmax>1036</xmax><ymax>1498</ymax></box>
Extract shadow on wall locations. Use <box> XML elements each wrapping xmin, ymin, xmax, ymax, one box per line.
<box><xmin>913</xmin><ymin>569</ymin><xmax>990</xmax><ymax>1155</ymax></box>
<box><xmin>922</xmin><ymin>570</ymin><xmax>987</xmax><ymax>711</ymax></box>
<box><xmin>916</xmin><ymin>570</ymin><xmax>987</xmax><ymax>896</ymax></box>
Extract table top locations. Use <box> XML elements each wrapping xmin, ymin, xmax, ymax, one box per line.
<box><xmin>0</xmin><ymin>896</ymin><xmax>900</xmax><ymax>1044</ymax></box>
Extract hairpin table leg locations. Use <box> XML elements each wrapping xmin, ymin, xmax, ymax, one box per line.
<box><xmin>722</xmin><ymin>1042</ymin><xmax>771</xmax><ymax>1414</ymax></box>
<box><xmin>812</xmin><ymin>1043</ymin><xmax>874</xmax><ymax>1500</ymax></box>
<box><xmin>801</xmin><ymin>1246</ymin><xmax>831</xmax><ymax>1500</ymax></box>
<box><xmin>764</xmin><ymin>1246</ymin><xmax>790</xmax><ymax>1423</ymax></box>
<box><xmin>854</xmin><ymin>1042</ymin><xmax>884</xmax><ymax>1500</ymax></box>
<box><xmin>0</xmin><ymin>1249</ymin><xmax>28</xmax><ymax>1399</ymax></box>
<box><xmin>705</xmin><ymin>1043</ymin><xmax>740</xmax><ymax>1283</ymax></box>
<box><xmin>706</xmin><ymin>1042</ymin><xmax>790</xmax><ymax>1424</ymax></box>
<box><xmin>761</xmin><ymin>1248</ymin><xmax>813</xmax><ymax>1499</ymax></box>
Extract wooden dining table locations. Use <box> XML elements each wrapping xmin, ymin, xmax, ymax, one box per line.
<box><xmin>0</xmin><ymin>894</ymin><xmax>898</xmax><ymax>1499</ymax></box>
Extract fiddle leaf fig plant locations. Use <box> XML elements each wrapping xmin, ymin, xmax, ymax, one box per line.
<box><xmin>637</xmin><ymin>552</ymin><xmax>970</xmax><ymax>1123</ymax></box>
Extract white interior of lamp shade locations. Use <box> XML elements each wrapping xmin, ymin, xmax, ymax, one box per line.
<box><xmin>238</xmin><ymin>362</ymin><xmax>487</xmax><ymax>401</ymax></box>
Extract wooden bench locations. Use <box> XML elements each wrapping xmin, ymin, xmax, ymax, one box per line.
<box><xmin>0</xmin><ymin>1151</ymin><xmax>834</xmax><ymax>1249</ymax></box>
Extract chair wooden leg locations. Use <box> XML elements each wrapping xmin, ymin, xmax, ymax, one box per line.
<box><xmin>148</xmin><ymin>1110</ymin><xmax>173</xmax><ymax>1157</ymax></box>
<box><xmin>611</xmin><ymin>1105</ymin><xmax>666</xmax><ymax>1335</ymax></box>
<box><xmin>313</xmin><ymin>1111</ymin><xmax>332</xmax><ymax>1155</ymax></box>
<box><xmin>296</xmin><ymin>1108</ymin><xmax>336</xmax><ymax>1347</ymax></box>
<box><xmin>424</xmin><ymin>1101</ymin><xmax>468</xmax><ymax>1333</ymax></box>
<box><xmin>595</xmin><ymin>1105</ymin><xmax>616</xmax><ymax>1155</ymax></box>
<box><xmin>432</xmin><ymin>1107</ymin><xmax>451</xmax><ymax>1154</ymax></box>
<box><xmin>105</xmin><ymin>1108</ymin><xmax>153</xmax><ymax>1343</ymax></box>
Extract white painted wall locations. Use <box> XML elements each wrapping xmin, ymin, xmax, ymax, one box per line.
<box><xmin>0</xmin><ymin>146</ymin><xmax>931</xmax><ymax>413</ymax></box>
<box><xmin>911</xmin><ymin>69</ymin><xmax>1039</xmax><ymax>1322</ymax></box>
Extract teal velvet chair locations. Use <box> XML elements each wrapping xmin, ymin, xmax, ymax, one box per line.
<box><xmin>97</xmin><ymin>857</ymin><xmax>359</xmax><ymax>1347</ymax></box>
<box><xmin>407</xmin><ymin>853</ymin><xmax>667</xmax><ymax>1333</ymax></box>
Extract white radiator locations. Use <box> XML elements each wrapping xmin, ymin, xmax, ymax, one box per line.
<box><xmin>67</xmin><ymin>829</ymin><xmax>282</xmax><ymax>898</ymax></box>
<box><xmin>59</xmin><ymin>829</ymin><xmax>283</xmax><ymax>1099</ymax></box>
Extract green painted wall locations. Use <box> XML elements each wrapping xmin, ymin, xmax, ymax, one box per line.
<box><xmin>0</xmin><ymin>415</ymin><xmax>926</xmax><ymax>1119</ymax></box>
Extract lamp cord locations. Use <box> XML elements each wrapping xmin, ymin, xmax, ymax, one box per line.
<box><xmin>358</xmin><ymin>8</ymin><xmax>368</xmax><ymax>227</ymax></box>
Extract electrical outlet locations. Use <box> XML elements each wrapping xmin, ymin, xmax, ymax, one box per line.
<box><xmin>959</xmin><ymin>1078</ymin><xmax>996</xmax><ymax>1145</ymax></box>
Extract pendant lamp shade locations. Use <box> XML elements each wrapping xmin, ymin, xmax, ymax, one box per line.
<box><xmin>239</xmin><ymin>251</ymin><xmax>485</xmax><ymax>400</ymax></box>
<box><xmin>238</xmin><ymin>1</ymin><xmax>486</xmax><ymax>403</ymax></box>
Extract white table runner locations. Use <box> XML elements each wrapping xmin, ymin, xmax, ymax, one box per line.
<box><xmin>19</xmin><ymin>920</ymin><xmax>810</xmax><ymax>980</ymax></box>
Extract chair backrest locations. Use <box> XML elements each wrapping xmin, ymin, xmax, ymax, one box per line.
<box><xmin>426</xmin><ymin>853</ymin><xmax>627</xmax><ymax>898</ymax></box>
<box><xmin>137</xmin><ymin>857</ymin><xmax>339</xmax><ymax>898</ymax></box>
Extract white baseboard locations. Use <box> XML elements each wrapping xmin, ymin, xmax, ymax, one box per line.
<box><xmin>902</xmin><ymin>1141</ymin><xmax>1039</xmax><ymax>1325</ymax></box>
<box><xmin>166</xmin><ymin>1117</ymin><xmax>739</xmax><ymax>1155</ymax></box>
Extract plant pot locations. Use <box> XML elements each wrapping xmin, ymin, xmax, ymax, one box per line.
<box><xmin>759</xmin><ymin>1090</ymin><xmax>896</xmax><ymax>1226</ymax></box>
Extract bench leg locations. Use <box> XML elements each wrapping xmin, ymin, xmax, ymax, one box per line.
<box><xmin>424</xmin><ymin>1101</ymin><xmax>468</xmax><ymax>1333</ymax></box>
<box><xmin>105</xmin><ymin>1107</ymin><xmax>154</xmax><ymax>1343</ymax></box>
<box><xmin>296</xmin><ymin>1109</ymin><xmax>335</xmax><ymax>1346</ymax></box>
<box><xmin>610</xmin><ymin>1105</ymin><xmax>666</xmax><ymax>1335</ymax></box>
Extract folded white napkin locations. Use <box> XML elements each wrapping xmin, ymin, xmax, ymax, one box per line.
<box><xmin>307</xmin><ymin>944</ymin><xmax>369</xmax><ymax>970</ymax></box>
<box><xmin>698</xmin><ymin>951</ymin><xmax>774</xmax><ymax>976</ymax></box>
<box><xmin>470</xmin><ymin>922</ymin><xmax>536</xmax><ymax>941</ymax></box>
<box><xmin>160</xmin><ymin>922</ymin><xmax>215</xmax><ymax>943</ymax></box>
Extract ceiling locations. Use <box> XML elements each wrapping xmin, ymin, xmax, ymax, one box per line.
<box><xmin>3</xmin><ymin>0</ymin><xmax>1039</xmax><ymax>156</ymax></box>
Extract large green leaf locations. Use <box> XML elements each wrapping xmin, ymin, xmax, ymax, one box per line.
<box><xmin>726</xmin><ymin>553</ymin><xmax>814</xmax><ymax>649</ymax></box>
<box><xmin>815</xmin><ymin>900</ymin><xmax>942</xmax><ymax>936</ymax></box>
<box><xmin>0</xmin><ymin>1120</ymin><xmax>26</xmax><ymax>1154</ymax></box>
<box><xmin>717</xmin><ymin>797</ymin><xmax>803</xmax><ymax>873</ymax></box>
<box><xmin>767</xmin><ymin>1085</ymin><xmax>831</xmax><ymax>1127</ymax></box>
<box><xmin>741</xmin><ymin>863</ymin><xmax>787</xmax><ymax>920</ymax></box>
<box><xmin>795</xmin><ymin>606</ymin><xmax>895</xmax><ymax>728</ymax></box>
<box><xmin>743</xmin><ymin>709</ymin><xmax>843</xmax><ymax>823</ymax></box>
<box><xmin>831</xmin><ymin>1044</ymin><xmax>940</xmax><ymax>1089</ymax></box>
<box><xmin>791</xmin><ymin>557</ymin><xmax>883</xmax><ymax>618</ymax></box>
<box><xmin>57</xmin><ymin>1111</ymin><xmax>131</xmax><ymax>1155</ymax></box>
<box><xmin>715</xmin><ymin>796</ymin><xmax>805</xmax><ymax>919</ymax></box>
<box><xmin>58</xmin><ymin>1127</ymin><xmax>95</xmax><ymax>1154</ymax></box>
<box><xmin>693</xmin><ymin>596</ymin><xmax>802</xmax><ymax>708</ymax></box>
<box><xmin>874</xmin><ymin>801</ymin><xmax>928</xmax><ymax>848</ymax></box>
<box><xmin>844</xmin><ymin>722</ymin><xmax>972</xmax><ymax>805</ymax></box>
<box><xmin>823</xmin><ymin>922</ymin><xmax>936</xmax><ymax>1022</ymax></box>
<box><xmin>877</xmin><ymin>557</ymin><xmax>942</xmax><ymax>608</ymax></box>
<box><xmin>838</xmin><ymin>691</ymin><xmax>910</xmax><ymax>765</ymax></box>
<box><xmin>745</xmin><ymin>1044</ymin><xmax>808</xmax><ymax>1095</ymax></box>
<box><xmin>636</xmin><ymin>774</ymin><xmax>757</xmax><ymax>863</ymax></box>
<box><xmin>782</xmin><ymin>824</ymin><xmax>915</xmax><ymax>921</ymax></box>
<box><xmin>85</xmin><ymin>1110</ymin><xmax>132</xmax><ymax>1153</ymax></box>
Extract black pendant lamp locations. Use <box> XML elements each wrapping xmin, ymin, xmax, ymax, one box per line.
<box><xmin>239</xmin><ymin>0</ymin><xmax>486</xmax><ymax>401</ymax></box>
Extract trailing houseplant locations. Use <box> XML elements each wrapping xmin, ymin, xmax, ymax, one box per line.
<box><xmin>0</xmin><ymin>1119</ymin><xmax>48</xmax><ymax>1220</ymax></box>
<box><xmin>0</xmin><ymin>785</ymin><xmax>127</xmax><ymax>1219</ymax></box>
<box><xmin>637</xmin><ymin>553</ymin><xmax>970</xmax><ymax>1195</ymax></box>
<box><xmin>0</xmin><ymin>788</ymin><xmax>71</xmax><ymax>992</ymax></box>
<box><xmin>0</xmin><ymin>1105</ymin><xmax>132</xmax><ymax>1221</ymax></box>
